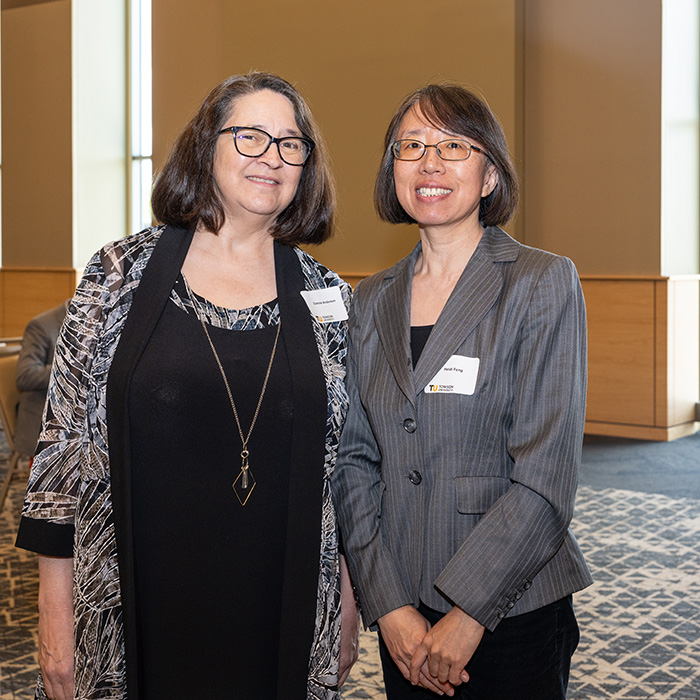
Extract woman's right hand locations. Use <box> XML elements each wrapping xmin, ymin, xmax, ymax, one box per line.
<box><xmin>377</xmin><ymin>606</ymin><xmax>454</xmax><ymax>696</ymax></box>
<box><xmin>37</xmin><ymin>556</ymin><xmax>75</xmax><ymax>700</ymax></box>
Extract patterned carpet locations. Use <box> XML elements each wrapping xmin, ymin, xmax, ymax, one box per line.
<box><xmin>0</xmin><ymin>455</ymin><xmax>37</xmax><ymax>700</ymax></box>
<box><xmin>343</xmin><ymin>486</ymin><xmax>700</xmax><ymax>700</ymax></box>
<box><xmin>1</xmin><ymin>433</ymin><xmax>699</xmax><ymax>699</ymax></box>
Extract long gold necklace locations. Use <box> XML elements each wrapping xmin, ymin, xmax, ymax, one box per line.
<box><xmin>182</xmin><ymin>274</ymin><xmax>281</xmax><ymax>506</ymax></box>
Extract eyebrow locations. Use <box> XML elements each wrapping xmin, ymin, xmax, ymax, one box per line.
<box><xmin>399</xmin><ymin>128</ymin><xmax>462</xmax><ymax>139</ymax></box>
<box><xmin>248</xmin><ymin>123</ymin><xmax>302</xmax><ymax>137</ymax></box>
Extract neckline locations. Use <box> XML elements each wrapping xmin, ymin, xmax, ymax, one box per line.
<box><xmin>171</xmin><ymin>274</ymin><xmax>280</xmax><ymax>332</ymax></box>
<box><xmin>175</xmin><ymin>273</ymin><xmax>276</xmax><ymax>314</ymax></box>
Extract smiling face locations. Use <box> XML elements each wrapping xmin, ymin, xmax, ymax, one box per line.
<box><xmin>392</xmin><ymin>105</ymin><xmax>498</xmax><ymax>237</ymax></box>
<box><xmin>213</xmin><ymin>89</ymin><xmax>304</xmax><ymax>230</ymax></box>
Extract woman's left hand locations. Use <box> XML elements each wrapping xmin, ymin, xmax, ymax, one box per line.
<box><xmin>338</xmin><ymin>555</ymin><xmax>360</xmax><ymax>686</ymax></box>
<box><xmin>409</xmin><ymin>606</ymin><xmax>485</xmax><ymax>688</ymax></box>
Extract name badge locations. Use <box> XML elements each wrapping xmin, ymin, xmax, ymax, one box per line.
<box><xmin>300</xmin><ymin>287</ymin><xmax>348</xmax><ymax>323</ymax></box>
<box><xmin>424</xmin><ymin>355</ymin><xmax>480</xmax><ymax>395</ymax></box>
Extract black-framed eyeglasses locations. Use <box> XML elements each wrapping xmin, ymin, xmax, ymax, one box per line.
<box><xmin>218</xmin><ymin>126</ymin><xmax>315</xmax><ymax>166</ymax></box>
<box><xmin>392</xmin><ymin>138</ymin><xmax>489</xmax><ymax>162</ymax></box>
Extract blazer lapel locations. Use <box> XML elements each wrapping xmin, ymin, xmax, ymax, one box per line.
<box><xmin>374</xmin><ymin>245</ymin><xmax>420</xmax><ymax>407</ymax></box>
<box><xmin>413</xmin><ymin>228</ymin><xmax>517</xmax><ymax>394</ymax></box>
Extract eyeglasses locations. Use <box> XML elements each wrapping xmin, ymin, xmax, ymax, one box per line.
<box><xmin>218</xmin><ymin>126</ymin><xmax>315</xmax><ymax>166</ymax></box>
<box><xmin>392</xmin><ymin>138</ymin><xmax>489</xmax><ymax>162</ymax></box>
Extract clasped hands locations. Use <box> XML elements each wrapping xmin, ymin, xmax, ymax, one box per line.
<box><xmin>377</xmin><ymin>605</ymin><xmax>485</xmax><ymax>697</ymax></box>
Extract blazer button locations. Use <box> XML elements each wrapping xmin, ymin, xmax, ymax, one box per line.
<box><xmin>403</xmin><ymin>418</ymin><xmax>417</xmax><ymax>433</ymax></box>
<box><xmin>408</xmin><ymin>470</ymin><xmax>422</xmax><ymax>485</ymax></box>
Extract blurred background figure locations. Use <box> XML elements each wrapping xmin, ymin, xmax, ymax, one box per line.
<box><xmin>15</xmin><ymin>301</ymin><xmax>68</xmax><ymax>458</ymax></box>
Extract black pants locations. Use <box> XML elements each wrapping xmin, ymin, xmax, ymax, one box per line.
<box><xmin>378</xmin><ymin>597</ymin><xmax>579</xmax><ymax>700</ymax></box>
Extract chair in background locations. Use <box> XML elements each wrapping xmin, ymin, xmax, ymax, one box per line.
<box><xmin>0</xmin><ymin>352</ymin><xmax>28</xmax><ymax>510</ymax></box>
<box><xmin>0</xmin><ymin>337</ymin><xmax>23</xmax><ymax>356</ymax></box>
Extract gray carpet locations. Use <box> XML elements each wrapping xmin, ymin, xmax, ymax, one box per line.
<box><xmin>1</xmin><ymin>430</ymin><xmax>699</xmax><ymax>699</ymax></box>
<box><xmin>580</xmin><ymin>433</ymin><xmax>700</xmax><ymax>501</ymax></box>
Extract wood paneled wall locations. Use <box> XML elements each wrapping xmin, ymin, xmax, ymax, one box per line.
<box><xmin>582</xmin><ymin>276</ymin><xmax>699</xmax><ymax>440</ymax></box>
<box><xmin>0</xmin><ymin>268</ymin><xmax>78</xmax><ymax>337</ymax></box>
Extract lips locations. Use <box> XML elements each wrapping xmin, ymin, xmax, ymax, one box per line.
<box><xmin>247</xmin><ymin>175</ymin><xmax>279</xmax><ymax>185</ymax></box>
<box><xmin>416</xmin><ymin>187</ymin><xmax>452</xmax><ymax>197</ymax></box>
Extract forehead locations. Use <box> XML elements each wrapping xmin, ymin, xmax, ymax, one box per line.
<box><xmin>225</xmin><ymin>89</ymin><xmax>299</xmax><ymax>131</ymax></box>
<box><xmin>397</xmin><ymin>105</ymin><xmax>455</xmax><ymax>139</ymax></box>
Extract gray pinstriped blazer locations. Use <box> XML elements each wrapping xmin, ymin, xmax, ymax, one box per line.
<box><xmin>332</xmin><ymin>226</ymin><xmax>592</xmax><ymax>633</ymax></box>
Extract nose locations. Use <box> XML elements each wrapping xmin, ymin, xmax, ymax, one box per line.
<box><xmin>419</xmin><ymin>144</ymin><xmax>444</xmax><ymax>172</ymax></box>
<box><xmin>258</xmin><ymin>140</ymin><xmax>284</xmax><ymax>167</ymax></box>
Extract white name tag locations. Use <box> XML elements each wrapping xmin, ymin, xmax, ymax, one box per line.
<box><xmin>424</xmin><ymin>355</ymin><xmax>480</xmax><ymax>395</ymax></box>
<box><xmin>300</xmin><ymin>287</ymin><xmax>348</xmax><ymax>323</ymax></box>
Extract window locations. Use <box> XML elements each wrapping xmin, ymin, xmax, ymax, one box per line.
<box><xmin>130</xmin><ymin>0</ymin><xmax>152</xmax><ymax>233</ymax></box>
<box><xmin>662</xmin><ymin>0</ymin><xmax>699</xmax><ymax>274</ymax></box>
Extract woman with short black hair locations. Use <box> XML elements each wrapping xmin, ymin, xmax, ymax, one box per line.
<box><xmin>334</xmin><ymin>83</ymin><xmax>591</xmax><ymax>699</ymax></box>
<box><xmin>373</xmin><ymin>83</ymin><xmax>518</xmax><ymax>228</ymax></box>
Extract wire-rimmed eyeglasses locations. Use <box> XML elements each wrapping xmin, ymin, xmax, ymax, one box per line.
<box><xmin>218</xmin><ymin>126</ymin><xmax>315</xmax><ymax>166</ymax></box>
<box><xmin>392</xmin><ymin>138</ymin><xmax>489</xmax><ymax>162</ymax></box>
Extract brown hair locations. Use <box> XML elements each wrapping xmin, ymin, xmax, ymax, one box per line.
<box><xmin>151</xmin><ymin>72</ymin><xmax>336</xmax><ymax>244</ymax></box>
<box><xmin>374</xmin><ymin>83</ymin><xmax>519</xmax><ymax>227</ymax></box>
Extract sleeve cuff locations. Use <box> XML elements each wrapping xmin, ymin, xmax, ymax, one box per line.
<box><xmin>15</xmin><ymin>516</ymin><xmax>74</xmax><ymax>557</ymax></box>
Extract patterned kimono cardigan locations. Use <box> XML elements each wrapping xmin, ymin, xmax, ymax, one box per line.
<box><xmin>18</xmin><ymin>226</ymin><xmax>350</xmax><ymax>700</ymax></box>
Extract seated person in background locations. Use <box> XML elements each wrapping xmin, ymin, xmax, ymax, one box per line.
<box><xmin>15</xmin><ymin>301</ymin><xmax>68</xmax><ymax>457</ymax></box>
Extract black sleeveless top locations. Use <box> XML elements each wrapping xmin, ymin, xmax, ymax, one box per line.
<box><xmin>130</xmin><ymin>280</ymin><xmax>293</xmax><ymax>698</ymax></box>
<box><xmin>411</xmin><ymin>324</ymin><xmax>434</xmax><ymax>368</ymax></box>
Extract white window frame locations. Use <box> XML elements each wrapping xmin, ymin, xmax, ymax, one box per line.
<box><xmin>129</xmin><ymin>0</ymin><xmax>152</xmax><ymax>234</ymax></box>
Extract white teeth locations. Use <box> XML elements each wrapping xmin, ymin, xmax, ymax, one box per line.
<box><xmin>417</xmin><ymin>187</ymin><xmax>451</xmax><ymax>197</ymax></box>
<box><xmin>248</xmin><ymin>176</ymin><xmax>277</xmax><ymax>185</ymax></box>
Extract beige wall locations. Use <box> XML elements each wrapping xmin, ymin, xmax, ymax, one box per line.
<box><xmin>522</xmin><ymin>0</ymin><xmax>665</xmax><ymax>275</ymax></box>
<box><xmin>0</xmin><ymin>0</ymin><xmax>678</xmax><ymax>279</ymax></box>
<box><xmin>149</xmin><ymin>0</ymin><xmax>699</xmax><ymax>437</ymax></box>
<box><xmin>151</xmin><ymin>0</ymin><xmax>682</xmax><ymax>278</ymax></box>
<box><xmin>0</xmin><ymin>0</ymin><xmax>126</xmax><ymax>335</ymax></box>
<box><xmin>152</xmin><ymin>0</ymin><xmax>523</xmax><ymax>276</ymax></box>
<box><xmin>0</xmin><ymin>0</ymin><xmax>675</xmax><ymax>278</ymax></box>
<box><xmin>1</xmin><ymin>0</ymin><xmax>72</xmax><ymax>268</ymax></box>
<box><xmin>1</xmin><ymin>0</ymin><xmax>698</xmax><ymax>435</ymax></box>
